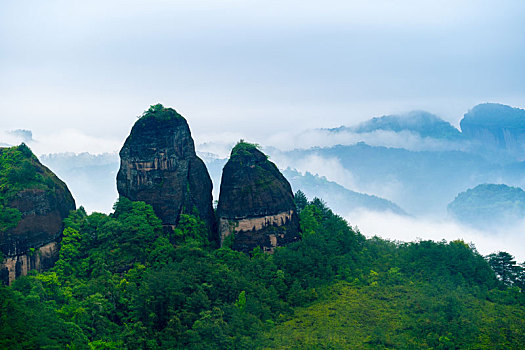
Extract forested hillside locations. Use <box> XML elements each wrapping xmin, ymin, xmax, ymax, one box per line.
<box><xmin>1</xmin><ymin>194</ymin><xmax>524</xmax><ymax>349</ymax></box>
<box><xmin>448</xmin><ymin>184</ymin><xmax>525</xmax><ymax>228</ymax></box>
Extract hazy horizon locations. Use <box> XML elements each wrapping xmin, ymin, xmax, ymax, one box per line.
<box><xmin>2</xmin><ymin>1</ymin><xmax>525</xmax><ymax>154</ymax></box>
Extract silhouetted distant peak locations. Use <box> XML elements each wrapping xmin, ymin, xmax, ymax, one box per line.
<box><xmin>448</xmin><ymin>183</ymin><xmax>525</xmax><ymax>229</ymax></box>
<box><xmin>461</xmin><ymin>103</ymin><xmax>525</xmax><ymax>130</ymax></box>
<box><xmin>333</xmin><ymin>111</ymin><xmax>461</xmax><ymax>140</ymax></box>
<box><xmin>460</xmin><ymin>104</ymin><xmax>525</xmax><ymax>154</ymax></box>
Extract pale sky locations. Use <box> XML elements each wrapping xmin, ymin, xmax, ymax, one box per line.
<box><xmin>1</xmin><ymin>0</ymin><xmax>525</xmax><ymax>154</ymax></box>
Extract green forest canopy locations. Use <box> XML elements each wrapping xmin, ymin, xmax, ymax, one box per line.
<box><xmin>0</xmin><ymin>194</ymin><xmax>524</xmax><ymax>349</ymax></box>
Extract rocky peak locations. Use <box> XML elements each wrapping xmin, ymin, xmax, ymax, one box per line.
<box><xmin>116</xmin><ymin>104</ymin><xmax>216</xmax><ymax>238</ymax></box>
<box><xmin>1</xmin><ymin>144</ymin><xmax>76</xmax><ymax>284</ymax></box>
<box><xmin>460</xmin><ymin>103</ymin><xmax>525</xmax><ymax>157</ymax></box>
<box><xmin>217</xmin><ymin>141</ymin><xmax>300</xmax><ymax>253</ymax></box>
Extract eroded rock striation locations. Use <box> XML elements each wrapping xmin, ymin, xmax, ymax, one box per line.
<box><xmin>217</xmin><ymin>142</ymin><xmax>300</xmax><ymax>253</ymax></box>
<box><xmin>0</xmin><ymin>144</ymin><xmax>75</xmax><ymax>284</ymax></box>
<box><xmin>116</xmin><ymin>104</ymin><xmax>216</xmax><ymax>237</ymax></box>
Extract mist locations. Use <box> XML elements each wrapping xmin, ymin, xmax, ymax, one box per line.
<box><xmin>347</xmin><ymin>209</ymin><xmax>525</xmax><ymax>262</ymax></box>
<box><xmin>2</xmin><ymin>1</ymin><xmax>525</xmax><ymax>156</ymax></box>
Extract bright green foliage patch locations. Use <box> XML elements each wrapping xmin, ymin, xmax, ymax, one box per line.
<box><xmin>230</xmin><ymin>140</ymin><xmax>264</xmax><ymax>158</ymax></box>
<box><xmin>265</xmin><ymin>280</ymin><xmax>525</xmax><ymax>349</ymax></box>
<box><xmin>138</xmin><ymin>104</ymin><xmax>184</xmax><ymax>122</ymax></box>
<box><xmin>0</xmin><ymin>204</ymin><xmax>22</xmax><ymax>232</ymax></box>
<box><xmin>0</xmin><ymin>144</ymin><xmax>44</xmax><ymax>197</ymax></box>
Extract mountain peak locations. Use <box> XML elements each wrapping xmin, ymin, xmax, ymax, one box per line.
<box><xmin>352</xmin><ymin>111</ymin><xmax>461</xmax><ymax>139</ymax></box>
<box><xmin>116</xmin><ymin>105</ymin><xmax>216</xmax><ymax>237</ymax></box>
<box><xmin>461</xmin><ymin>103</ymin><xmax>525</xmax><ymax>129</ymax></box>
<box><xmin>217</xmin><ymin>142</ymin><xmax>300</xmax><ymax>253</ymax></box>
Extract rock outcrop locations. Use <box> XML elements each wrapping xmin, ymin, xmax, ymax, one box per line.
<box><xmin>0</xmin><ymin>144</ymin><xmax>75</xmax><ymax>284</ymax></box>
<box><xmin>460</xmin><ymin>103</ymin><xmax>525</xmax><ymax>157</ymax></box>
<box><xmin>116</xmin><ymin>104</ymin><xmax>216</xmax><ymax>237</ymax></box>
<box><xmin>217</xmin><ymin>142</ymin><xmax>300</xmax><ymax>253</ymax></box>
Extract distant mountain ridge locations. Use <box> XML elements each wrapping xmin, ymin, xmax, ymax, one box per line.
<box><xmin>331</xmin><ymin>111</ymin><xmax>461</xmax><ymax>140</ymax></box>
<box><xmin>328</xmin><ymin>103</ymin><xmax>525</xmax><ymax>157</ymax></box>
<box><xmin>283</xmin><ymin>169</ymin><xmax>406</xmax><ymax>216</ymax></box>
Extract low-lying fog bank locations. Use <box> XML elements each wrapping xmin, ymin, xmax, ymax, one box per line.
<box><xmin>347</xmin><ymin>209</ymin><xmax>525</xmax><ymax>262</ymax></box>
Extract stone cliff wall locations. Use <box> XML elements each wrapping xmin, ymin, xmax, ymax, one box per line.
<box><xmin>116</xmin><ymin>105</ymin><xmax>216</xmax><ymax>239</ymax></box>
<box><xmin>1</xmin><ymin>145</ymin><xmax>76</xmax><ymax>284</ymax></box>
<box><xmin>217</xmin><ymin>142</ymin><xmax>300</xmax><ymax>253</ymax></box>
<box><xmin>219</xmin><ymin>210</ymin><xmax>298</xmax><ymax>253</ymax></box>
<box><xmin>1</xmin><ymin>241</ymin><xmax>58</xmax><ymax>285</ymax></box>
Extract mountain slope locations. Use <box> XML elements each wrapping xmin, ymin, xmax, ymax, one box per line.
<box><xmin>0</xmin><ymin>144</ymin><xmax>75</xmax><ymax>284</ymax></box>
<box><xmin>283</xmin><ymin>168</ymin><xmax>405</xmax><ymax>216</ymax></box>
<box><xmin>448</xmin><ymin>183</ymin><xmax>525</xmax><ymax>228</ymax></box>
<box><xmin>265</xmin><ymin>279</ymin><xmax>525</xmax><ymax>349</ymax></box>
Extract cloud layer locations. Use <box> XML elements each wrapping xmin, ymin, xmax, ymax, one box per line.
<box><xmin>1</xmin><ymin>1</ymin><xmax>524</xmax><ymax>154</ymax></box>
<box><xmin>346</xmin><ymin>209</ymin><xmax>525</xmax><ymax>262</ymax></box>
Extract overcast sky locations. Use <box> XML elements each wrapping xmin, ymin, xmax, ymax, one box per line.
<box><xmin>1</xmin><ymin>0</ymin><xmax>524</xmax><ymax>154</ymax></box>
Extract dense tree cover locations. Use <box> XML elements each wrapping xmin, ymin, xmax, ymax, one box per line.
<box><xmin>265</xmin><ymin>279</ymin><xmax>525</xmax><ymax>349</ymax></box>
<box><xmin>487</xmin><ymin>251</ymin><xmax>525</xmax><ymax>290</ymax></box>
<box><xmin>1</xmin><ymin>194</ymin><xmax>524</xmax><ymax>348</ymax></box>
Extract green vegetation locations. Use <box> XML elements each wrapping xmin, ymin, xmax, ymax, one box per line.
<box><xmin>0</xmin><ymin>193</ymin><xmax>524</xmax><ymax>348</ymax></box>
<box><xmin>230</xmin><ymin>140</ymin><xmax>264</xmax><ymax>159</ymax></box>
<box><xmin>0</xmin><ymin>144</ymin><xmax>62</xmax><ymax>232</ymax></box>
<box><xmin>265</xmin><ymin>279</ymin><xmax>525</xmax><ymax>349</ymax></box>
<box><xmin>0</xmin><ymin>144</ymin><xmax>40</xmax><ymax>196</ymax></box>
<box><xmin>138</xmin><ymin>104</ymin><xmax>184</xmax><ymax>122</ymax></box>
<box><xmin>285</xmin><ymin>168</ymin><xmax>405</xmax><ymax>215</ymax></box>
<box><xmin>487</xmin><ymin>251</ymin><xmax>525</xmax><ymax>289</ymax></box>
<box><xmin>0</xmin><ymin>204</ymin><xmax>22</xmax><ymax>232</ymax></box>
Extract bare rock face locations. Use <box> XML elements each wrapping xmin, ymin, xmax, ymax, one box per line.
<box><xmin>0</xmin><ymin>144</ymin><xmax>75</xmax><ymax>284</ymax></box>
<box><xmin>217</xmin><ymin>142</ymin><xmax>300</xmax><ymax>253</ymax></box>
<box><xmin>116</xmin><ymin>104</ymin><xmax>216</xmax><ymax>237</ymax></box>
